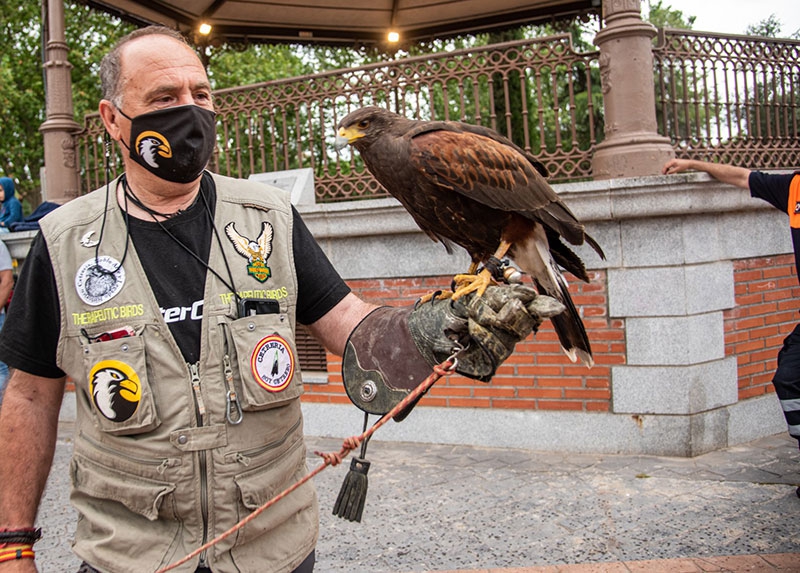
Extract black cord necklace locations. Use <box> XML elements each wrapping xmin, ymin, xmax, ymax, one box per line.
<box><xmin>123</xmin><ymin>180</ymin><xmax>197</xmax><ymax>220</ymax></box>
<box><xmin>122</xmin><ymin>175</ymin><xmax>240</xmax><ymax>304</ymax></box>
<box><xmin>95</xmin><ymin>138</ymin><xmax>131</xmax><ymax>276</ymax></box>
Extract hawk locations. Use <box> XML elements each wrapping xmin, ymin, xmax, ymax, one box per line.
<box><xmin>334</xmin><ymin>106</ymin><xmax>604</xmax><ymax>366</ymax></box>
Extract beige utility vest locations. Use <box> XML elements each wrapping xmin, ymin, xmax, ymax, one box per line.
<box><xmin>40</xmin><ymin>173</ymin><xmax>318</xmax><ymax>573</ymax></box>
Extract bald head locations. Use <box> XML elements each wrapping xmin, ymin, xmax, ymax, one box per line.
<box><xmin>100</xmin><ymin>26</ymin><xmax>197</xmax><ymax>108</ymax></box>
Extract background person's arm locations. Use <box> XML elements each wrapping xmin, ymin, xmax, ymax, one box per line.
<box><xmin>662</xmin><ymin>158</ymin><xmax>751</xmax><ymax>189</ymax></box>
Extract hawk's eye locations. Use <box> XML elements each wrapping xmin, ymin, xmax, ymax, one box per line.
<box><xmin>358</xmin><ymin>120</ymin><xmax>370</xmax><ymax>128</ymax></box>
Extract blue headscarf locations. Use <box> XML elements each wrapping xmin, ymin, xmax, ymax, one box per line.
<box><xmin>0</xmin><ymin>178</ymin><xmax>14</xmax><ymax>200</ymax></box>
<box><xmin>0</xmin><ymin>177</ymin><xmax>23</xmax><ymax>229</ymax></box>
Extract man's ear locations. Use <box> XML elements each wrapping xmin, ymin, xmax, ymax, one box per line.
<box><xmin>98</xmin><ymin>99</ymin><xmax>122</xmax><ymax>142</ymax></box>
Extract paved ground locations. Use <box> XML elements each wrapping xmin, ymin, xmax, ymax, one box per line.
<box><xmin>37</xmin><ymin>423</ymin><xmax>799</xmax><ymax>572</ymax></box>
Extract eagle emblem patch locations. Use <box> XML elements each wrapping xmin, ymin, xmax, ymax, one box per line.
<box><xmin>225</xmin><ymin>222</ymin><xmax>274</xmax><ymax>282</ymax></box>
<box><xmin>135</xmin><ymin>130</ymin><xmax>173</xmax><ymax>169</ymax></box>
<box><xmin>89</xmin><ymin>360</ymin><xmax>141</xmax><ymax>422</ymax></box>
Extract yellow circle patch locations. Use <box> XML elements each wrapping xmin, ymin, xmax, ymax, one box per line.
<box><xmin>88</xmin><ymin>360</ymin><xmax>142</xmax><ymax>422</ymax></box>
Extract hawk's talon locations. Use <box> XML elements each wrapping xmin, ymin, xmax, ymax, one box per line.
<box><xmin>451</xmin><ymin>268</ymin><xmax>496</xmax><ymax>300</ymax></box>
<box><xmin>416</xmin><ymin>289</ymin><xmax>449</xmax><ymax>306</ymax></box>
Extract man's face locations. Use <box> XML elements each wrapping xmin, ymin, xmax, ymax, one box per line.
<box><xmin>0</xmin><ymin>189</ymin><xmax>5</xmax><ymax>202</ymax></box>
<box><xmin>116</xmin><ymin>35</ymin><xmax>213</xmax><ymax>128</ymax></box>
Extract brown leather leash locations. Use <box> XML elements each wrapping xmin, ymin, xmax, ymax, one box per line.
<box><xmin>156</xmin><ymin>357</ymin><xmax>455</xmax><ymax>572</ymax></box>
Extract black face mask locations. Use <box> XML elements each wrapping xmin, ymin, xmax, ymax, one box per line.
<box><xmin>117</xmin><ymin>105</ymin><xmax>217</xmax><ymax>184</ymax></box>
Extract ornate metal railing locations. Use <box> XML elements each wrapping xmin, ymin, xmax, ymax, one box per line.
<box><xmin>76</xmin><ymin>35</ymin><xmax>602</xmax><ymax>199</ymax></box>
<box><xmin>654</xmin><ymin>28</ymin><xmax>800</xmax><ymax>168</ymax></box>
<box><xmin>75</xmin><ymin>30</ymin><xmax>800</xmax><ymax>200</ymax></box>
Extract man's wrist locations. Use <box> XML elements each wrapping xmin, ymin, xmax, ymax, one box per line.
<box><xmin>0</xmin><ymin>530</ymin><xmax>41</xmax><ymax>546</ymax></box>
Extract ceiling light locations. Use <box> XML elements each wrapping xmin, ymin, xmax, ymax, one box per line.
<box><xmin>198</xmin><ymin>22</ymin><xmax>212</xmax><ymax>35</ymax></box>
<box><xmin>387</xmin><ymin>30</ymin><xmax>400</xmax><ymax>43</ymax></box>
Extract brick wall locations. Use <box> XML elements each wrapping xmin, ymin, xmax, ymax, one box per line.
<box><xmin>725</xmin><ymin>254</ymin><xmax>800</xmax><ymax>400</ymax></box>
<box><xmin>302</xmin><ymin>271</ymin><xmax>624</xmax><ymax>412</ymax></box>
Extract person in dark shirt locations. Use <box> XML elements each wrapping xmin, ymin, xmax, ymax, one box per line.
<box><xmin>663</xmin><ymin>159</ymin><xmax>800</xmax><ymax>495</ymax></box>
<box><xmin>0</xmin><ymin>25</ymin><xmax>546</xmax><ymax>572</ymax></box>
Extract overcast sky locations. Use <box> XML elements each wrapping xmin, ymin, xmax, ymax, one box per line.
<box><xmin>644</xmin><ymin>0</ymin><xmax>800</xmax><ymax>37</ymax></box>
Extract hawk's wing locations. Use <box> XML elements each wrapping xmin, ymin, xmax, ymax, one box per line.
<box><xmin>257</xmin><ymin>222</ymin><xmax>274</xmax><ymax>259</ymax></box>
<box><xmin>225</xmin><ymin>222</ymin><xmax>253</xmax><ymax>258</ymax></box>
<box><xmin>407</xmin><ymin>128</ymin><xmax>588</xmax><ymax>247</ymax></box>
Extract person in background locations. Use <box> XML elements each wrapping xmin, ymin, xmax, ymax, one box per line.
<box><xmin>0</xmin><ymin>239</ymin><xmax>12</xmax><ymax>403</ymax></box>
<box><xmin>0</xmin><ymin>178</ymin><xmax>23</xmax><ymax>233</ymax></box>
<box><xmin>663</xmin><ymin>159</ymin><xmax>800</xmax><ymax>472</ymax></box>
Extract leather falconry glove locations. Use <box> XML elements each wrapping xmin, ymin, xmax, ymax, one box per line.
<box><xmin>341</xmin><ymin>284</ymin><xmax>565</xmax><ymax>420</ymax></box>
<box><xmin>335</xmin><ymin>284</ymin><xmax>565</xmax><ymax>523</ymax></box>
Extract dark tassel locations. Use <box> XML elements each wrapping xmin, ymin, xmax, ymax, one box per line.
<box><xmin>333</xmin><ymin>412</ymin><xmax>372</xmax><ymax>522</ymax></box>
<box><xmin>332</xmin><ymin>456</ymin><xmax>371</xmax><ymax>522</ymax></box>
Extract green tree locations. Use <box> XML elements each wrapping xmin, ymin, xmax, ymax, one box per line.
<box><xmin>0</xmin><ymin>2</ymin><xmax>133</xmax><ymax>210</ymax></box>
<box><xmin>746</xmin><ymin>14</ymin><xmax>783</xmax><ymax>38</ymax></box>
<box><xmin>646</xmin><ymin>0</ymin><xmax>695</xmax><ymax>29</ymax></box>
<box><xmin>0</xmin><ymin>2</ymin><xmax>48</xmax><ymax>211</ymax></box>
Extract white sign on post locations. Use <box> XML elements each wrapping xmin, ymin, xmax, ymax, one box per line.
<box><xmin>248</xmin><ymin>168</ymin><xmax>315</xmax><ymax>206</ymax></box>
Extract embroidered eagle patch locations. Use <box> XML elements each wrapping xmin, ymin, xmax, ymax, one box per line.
<box><xmin>225</xmin><ymin>222</ymin><xmax>274</xmax><ymax>282</ymax></box>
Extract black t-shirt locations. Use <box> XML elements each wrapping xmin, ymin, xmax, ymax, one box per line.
<box><xmin>0</xmin><ymin>174</ymin><xmax>350</xmax><ymax>378</ymax></box>
<box><xmin>749</xmin><ymin>171</ymin><xmax>800</xmax><ymax>283</ymax></box>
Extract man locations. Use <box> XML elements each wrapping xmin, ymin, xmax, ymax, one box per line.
<box><xmin>663</xmin><ymin>158</ymin><xmax>800</xmax><ymax>461</ymax></box>
<box><xmin>0</xmin><ymin>27</ymin><xmax>549</xmax><ymax>572</ymax></box>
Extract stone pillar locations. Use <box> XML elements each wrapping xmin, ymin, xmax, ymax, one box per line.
<box><xmin>39</xmin><ymin>0</ymin><xmax>81</xmax><ymax>204</ymax></box>
<box><xmin>591</xmin><ymin>0</ymin><xmax>674</xmax><ymax>179</ymax></box>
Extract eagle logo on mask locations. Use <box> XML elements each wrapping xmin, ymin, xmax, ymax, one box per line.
<box><xmin>89</xmin><ymin>360</ymin><xmax>141</xmax><ymax>422</ymax></box>
<box><xmin>135</xmin><ymin>131</ymin><xmax>173</xmax><ymax>169</ymax></box>
<box><xmin>225</xmin><ymin>221</ymin><xmax>274</xmax><ymax>282</ymax></box>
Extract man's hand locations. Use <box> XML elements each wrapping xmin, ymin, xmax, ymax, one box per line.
<box><xmin>409</xmin><ymin>284</ymin><xmax>565</xmax><ymax>382</ymax></box>
<box><xmin>662</xmin><ymin>158</ymin><xmax>751</xmax><ymax>189</ymax></box>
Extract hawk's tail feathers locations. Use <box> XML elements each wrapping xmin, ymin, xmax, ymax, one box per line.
<box><xmin>531</xmin><ymin>273</ymin><xmax>593</xmax><ymax>368</ymax></box>
<box><xmin>547</xmin><ymin>273</ymin><xmax>594</xmax><ymax>368</ymax></box>
<box><xmin>512</xmin><ymin>227</ymin><xmax>594</xmax><ymax>367</ymax></box>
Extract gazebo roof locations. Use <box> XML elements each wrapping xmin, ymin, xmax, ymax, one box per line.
<box><xmin>81</xmin><ymin>0</ymin><xmax>599</xmax><ymax>46</ymax></box>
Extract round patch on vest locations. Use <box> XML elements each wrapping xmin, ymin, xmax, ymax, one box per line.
<box><xmin>75</xmin><ymin>256</ymin><xmax>125</xmax><ymax>306</ymax></box>
<box><xmin>250</xmin><ymin>334</ymin><xmax>295</xmax><ymax>392</ymax></box>
<box><xmin>89</xmin><ymin>360</ymin><xmax>141</xmax><ymax>422</ymax></box>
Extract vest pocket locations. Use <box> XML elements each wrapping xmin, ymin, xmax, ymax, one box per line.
<box><xmin>227</xmin><ymin>314</ymin><xmax>304</xmax><ymax>411</ymax></box>
<box><xmin>232</xmin><ymin>438</ymin><xmax>315</xmax><ymax>547</ymax></box>
<box><xmin>71</xmin><ymin>453</ymin><xmax>183</xmax><ymax>572</ymax></box>
<box><xmin>82</xmin><ymin>334</ymin><xmax>161</xmax><ymax>435</ymax></box>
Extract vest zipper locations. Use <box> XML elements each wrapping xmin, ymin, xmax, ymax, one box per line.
<box><xmin>189</xmin><ymin>362</ymin><xmax>206</xmax><ymax>424</ymax></box>
<box><xmin>223</xmin><ymin>354</ymin><xmax>243</xmax><ymax>424</ymax></box>
<box><xmin>218</xmin><ymin>322</ymin><xmax>244</xmax><ymax>425</ymax></box>
<box><xmin>188</xmin><ymin>362</ymin><xmax>210</xmax><ymax>569</ymax></box>
<box><xmin>227</xmin><ymin>416</ymin><xmax>303</xmax><ymax>466</ymax></box>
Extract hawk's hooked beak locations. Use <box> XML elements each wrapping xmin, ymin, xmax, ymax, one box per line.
<box><xmin>334</xmin><ymin>126</ymin><xmax>364</xmax><ymax>151</ymax></box>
